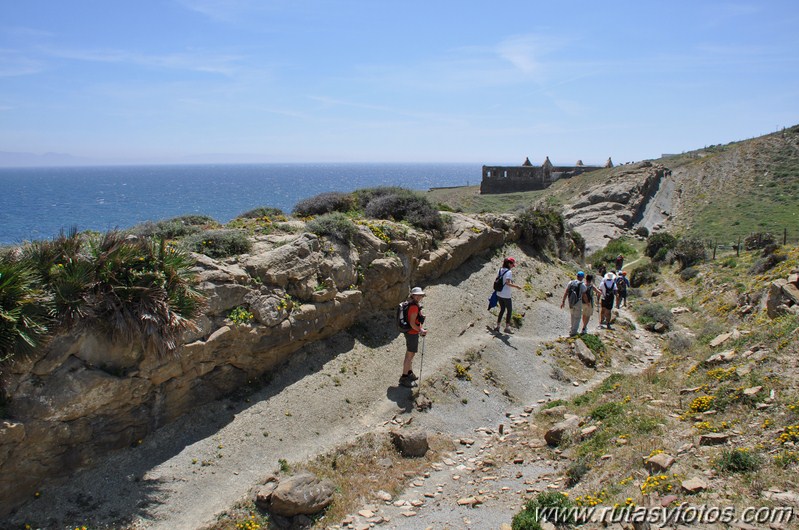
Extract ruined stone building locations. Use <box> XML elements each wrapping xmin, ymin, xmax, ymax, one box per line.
<box><xmin>480</xmin><ymin>156</ymin><xmax>608</xmax><ymax>194</ymax></box>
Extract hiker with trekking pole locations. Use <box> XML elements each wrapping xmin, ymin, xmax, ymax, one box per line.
<box><xmin>398</xmin><ymin>287</ymin><xmax>427</xmax><ymax>388</ymax></box>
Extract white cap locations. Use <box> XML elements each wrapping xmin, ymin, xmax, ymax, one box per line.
<box><xmin>410</xmin><ymin>287</ymin><xmax>425</xmax><ymax>296</ymax></box>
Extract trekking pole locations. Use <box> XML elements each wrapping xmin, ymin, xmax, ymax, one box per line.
<box><xmin>418</xmin><ymin>335</ymin><xmax>425</xmax><ymax>387</ymax></box>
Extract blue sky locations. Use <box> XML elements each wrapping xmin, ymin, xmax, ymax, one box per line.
<box><xmin>1</xmin><ymin>1</ymin><xmax>798</xmax><ymax>166</ymax></box>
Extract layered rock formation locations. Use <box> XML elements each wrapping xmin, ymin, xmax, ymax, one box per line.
<box><xmin>562</xmin><ymin>161</ymin><xmax>669</xmax><ymax>252</ymax></box>
<box><xmin>0</xmin><ymin>213</ymin><xmax>516</xmax><ymax>516</ymax></box>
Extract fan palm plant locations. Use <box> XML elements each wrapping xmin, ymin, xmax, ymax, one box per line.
<box><xmin>0</xmin><ymin>257</ymin><xmax>52</xmax><ymax>361</ymax></box>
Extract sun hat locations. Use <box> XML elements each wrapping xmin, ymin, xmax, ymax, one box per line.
<box><xmin>604</xmin><ymin>272</ymin><xmax>616</xmax><ymax>281</ymax></box>
<box><xmin>410</xmin><ymin>287</ymin><xmax>425</xmax><ymax>296</ymax></box>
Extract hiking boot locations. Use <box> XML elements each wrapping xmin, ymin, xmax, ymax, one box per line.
<box><xmin>399</xmin><ymin>375</ymin><xmax>417</xmax><ymax>388</ymax></box>
<box><xmin>493</xmin><ymin>325</ymin><xmax>500</xmax><ymax>332</ymax></box>
<box><xmin>581</xmin><ymin>327</ymin><xmax>587</xmax><ymax>334</ymax></box>
<box><xmin>406</xmin><ymin>370</ymin><xmax>418</xmax><ymax>381</ymax></box>
<box><xmin>606</xmin><ymin>324</ymin><xmax>613</xmax><ymax>330</ymax></box>
<box><xmin>504</xmin><ymin>326</ymin><xmax>512</xmax><ymax>334</ymax></box>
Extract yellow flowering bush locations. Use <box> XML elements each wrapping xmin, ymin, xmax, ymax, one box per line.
<box><xmin>707</xmin><ymin>366</ymin><xmax>737</xmax><ymax>382</ymax></box>
<box><xmin>686</xmin><ymin>395</ymin><xmax>715</xmax><ymax>414</ymax></box>
<box><xmin>779</xmin><ymin>425</ymin><xmax>799</xmax><ymax>444</ymax></box>
<box><xmin>574</xmin><ymin>490</ymin><xmax>606</xmax><ymax>507</ymax></box>
<box><xmin>641</xmin><ymin>474</ymin><xmax>679</xmax><ymax>495</ymax></box>
<box><xmin>694</xmin><ymin>420</ymin><xmax>731</xmax><ymax>433</ymax></box>
<box><xmin>228</xmin><ymin>306</ymin><xmax>254</xmax><ymax>325</ymax></box>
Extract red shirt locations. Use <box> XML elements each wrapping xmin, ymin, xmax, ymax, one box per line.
<box><xmin>407</xmin><ymin>304</ymin><xmax>422</xmax><ymax>335</ymax></box>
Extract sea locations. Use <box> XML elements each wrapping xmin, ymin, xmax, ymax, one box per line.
<box><xmin>0</xmin><ymin>163</ymin><xmax>481</xmax><ymax>245</ymax></box>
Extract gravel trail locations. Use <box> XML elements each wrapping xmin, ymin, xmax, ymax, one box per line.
<box><xmin>8</xmin><ymin>248</ymin><xmax>645</xmax><ymax>530</ymax></box>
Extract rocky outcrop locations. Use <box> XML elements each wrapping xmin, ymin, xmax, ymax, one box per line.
<box><xmin>563</xmin><ymin>162</ymin><xmax>668</xmax><ymax>252</ymax></box>
<box><xmin>766</xmin><ymin>273</ymin><xmax>799</xmax><ymax>318</ymax></box>
<box><xmin>0</xmin><ymin>212</ymin><xmax>517</xmax><ymax>516</ymax></box>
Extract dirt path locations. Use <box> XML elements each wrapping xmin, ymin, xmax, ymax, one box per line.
<box><xmin>7</xmin><ymin>249</ymin><xmax>658</xmax><ymax>530</ymax></box>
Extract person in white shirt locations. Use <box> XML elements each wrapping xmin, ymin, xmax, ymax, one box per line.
<box><xmin>494</xmin><ymin>257</ymin><xmax>522</xmax><ymax>334</ymax></box>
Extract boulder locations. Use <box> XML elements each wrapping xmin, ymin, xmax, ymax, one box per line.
<box><xmin>699</xmin><ymin>433</ymin><xmax>731</xmax><ymax>446</ymax></box>
<box><xmin>573</xmin><ymin>340</ymin><xmax>597</xmax><ymax>368</ymax></box>
<box><xmin>545</xmin><ymin>415</ymin><xmax>581</xmax><ymax>446</ymax></box>
<box><xmin>705</xmin><ymin>350</ymin><xmax>736</xmax><ymax>365</ymax></box>
<box><xmin>264</xmin><ymin>473</ymin><xmax>336</xmax><ymax>517</ymax></box>
<box><xmin>645</xmin><ymin>453</ymin><xmax>675</xmax><ymax>472</ymax></box>
<box><xmin>681</xmin><ymin>477</ymin><xmax>708</xmax><ymax>494</ymax></box>
<box><xmin>269</xmin><ymin>472</ymin><xmax>336</xmax><ymax>517</ymax></box>
<box><xmin>390</xmin><ymin>429</ymin><xmax>429</xmax><ymax>457</ymax></box>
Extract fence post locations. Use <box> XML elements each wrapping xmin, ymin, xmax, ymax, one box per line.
<box><xmin>713</xmin><ymin>243</ymin><xmax>717</xmax><ymax>260</ymax></box>
<box><xmin>736</xmin><ymin>237</ymin><xmax>741</xmax><ymax>257</ymax></box>
<box><xmin>784</xmin><ymin>228</ymin><xmax>788</xmax><ymax>246</ymax></box>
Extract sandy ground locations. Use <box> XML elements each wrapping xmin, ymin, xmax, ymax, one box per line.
<box><xmin>6</xmin><ymin>247</ymin><xmax>657</xmax><ymax>530</ymax></box>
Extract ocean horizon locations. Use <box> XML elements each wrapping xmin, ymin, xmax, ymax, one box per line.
<box><xmin>0</xmin><ymin>162</ymin><xmax>481</xmax><ymax>246</ymax></box>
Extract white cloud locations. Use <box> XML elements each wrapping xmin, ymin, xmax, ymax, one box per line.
<box><xmin>40</xmin><ymin>46</ymin><xmax>244</xmax><ymax>76</ymax></box>
<box><xmin>0</xmin><ymin>49</ymin><xmax>44</xmax><ymax>77</ymax></box>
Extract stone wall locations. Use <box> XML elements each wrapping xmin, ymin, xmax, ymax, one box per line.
<box><xmin>0</xmin><ymin>213</ymin><xmax>518</xmax><ymax>516</ymax></box>
<box><xmin>480</xmin><ymin>163</ymin><xmax>600</xmax><ymax>194</ymax></box>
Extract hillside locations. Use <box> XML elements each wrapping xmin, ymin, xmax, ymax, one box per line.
<box><xmin>2</xmin><ymin>127</ymin><xmax>798</xmax><ymax>530</ymax></box>
<box><xmin>429</xmin><ymin>125</ymin><xmax>799</xmax><ymax>247</ymax></box>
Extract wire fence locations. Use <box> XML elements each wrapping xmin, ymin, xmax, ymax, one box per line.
<box><xmin>705</xmin><ymin>228</ymin><xmax>796</xmax><ymax>259</ymax></box>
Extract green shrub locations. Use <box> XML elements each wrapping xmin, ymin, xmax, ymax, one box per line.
<box><xmin>589</xmin><ymin>237</ymin><xmax>637</xmax><ymax>270</ymax></box>
<box><xmin>363</xmin><ymin>190</ymin><xmax>443</xmax><ymax>232</ymax></box>
<box><xmin>566</xmin><ymin>459</ymin><xmax>590</xmax><ymax>487</ymax></box>
<box><xmin>749</xmin><ymin>253</ymin><xmax>787</xmax><ymax>274</ymax></box>
<box><xmin>674</xmin><ymin>237</ymin><xmax>707</xmax><ymax>270</ymax></box>
<box><xmin>714</xmin><ymin>448</ymin><xmax>761</xmax><ymax>474</ymax></box>
<box><xmin>128</xmin><ymin>215</ymin><xmax>217</xmax><ymax>240</ymax></box>
<box><xmin>629</xmin><ymin>262</ymin><xmax>659</xmax><ymax>287</ymax></box>
<box><xmin>635</xmin><ymin>226</ymin><xmax>650</xmax><ymax>238</ymax></box>
<box><xmin>237</xmin><ymin>207</ymin><xmax>286</xmax><ymax>220</ymax></box>
<box><xmin>744</xmin><ymin>232</ymin><xmax>775</xmax><ymax>250</ymax></box>
<box><xmin>590</xmin><ymin>401</ymin><xmax>625</xmax><ymax>420</ymax></box>
<box><xmin>512</xmin><ymin>492</ymin><xmax>575</xmax><ymax>530</ymax></box>
<box><xmin>646</xmin><ymin>232</ymin><xmax>677</xmax><ymax>258</ymax></box>
<box><xmin>637</xmin><ymin>302</ymin><xmax>672</xmax><ymax>330</ymax></box>
<box><xmin>653</xmin><ymin>246</ymin><xmax>670</xmax><ymax>263</ymax></box>
<box><xmin>680</xmin><ymin>266</ymin><xmax>699</xmax><ymax>281</ymax></box>
<box><xmin>0</xmin><ymin>257</ymin><xmax>51</xmax><ymax>361</ymax></box>
<box><xmin>666</xmin><ymin>332</ymin><xmax>694</xmax><ymax>354</ymax></box>
<box><xmin>353</xmin><ymin>186</ymin><xmax>407</xmax><ymax>210</ymax></box>
<box><xmin>10</xmin><ymin>230</ymin><xmax>204</xmax><ymax>357</ymax></box>
<box><xmin>518</xmin><ymin>206</ymin><xmax>565</xmax><ymax>252</ymax></box>
<box><xmin>182</xmin><ymin>229</ymin><xmax>252</xmax><ymax>258</ymax></box>
<box><xmin>307</xmin><ymin>212</ymin><xmax>358</xmax><ymax>243</ymax></box>
<box><xmin>228</xmin><ymin>306</ymin><xmax>254</xmax><ymax>325</ymax></box>
<box><xmin>569</xmin><ymin>230</ymin><xmax>586</xmax><ymax>257</ymax></box>
<box><xmin>580</xmin><ymin>334</ymin><xmax>605</xmax><ymax>356</ymax></box>
<box><xmin>293</xmin><ymin>192</ymin><xmax>355</xmax><ymax>217</ymax></box>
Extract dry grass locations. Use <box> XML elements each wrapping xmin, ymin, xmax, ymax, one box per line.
<box><xmin>485</xmin><ymin>245</ymin><xmax>798</xmax><ymax>515</ymax></box>
<box><xmin>303</xmin><ymin>431</ymin><xmax>456</xmax><ymax>527</ymax></box>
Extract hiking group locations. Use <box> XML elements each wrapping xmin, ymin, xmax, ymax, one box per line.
<box><xmin>395</xmin><ymin>257</ymin><xmax>632</xmax><ymax>387</ymax></box>
<box><xmin>561</xmin><ymin>268</ymin><xmax>629</xmax><ymax>336</ymax></box>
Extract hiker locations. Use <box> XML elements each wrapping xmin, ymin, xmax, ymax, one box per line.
<box><xmin>615</xmin><ymin>254</ymin><xmax>624</xmax><ymax>272</ymax></box>
<box><xmin>597</xmin><ymin>264</ymin><xmax>607</xmax><ymax>279</ymax></box>
<box><xmin>399</xmin><ymin>287</ymin><xmax>427</xmax><ymax>388</ymax></box>
<box><xmin>494</xmin><ymin>257</ymin><xmax>522</xmax><ymax>334</ymax></box>
<box><xmin>599</xmin><ymin>272</ymin><xmax>618</xmax><ymax>329</ymax></box>
<box><xmin>581</xmin><ymin>273</ymin><xmax>602</xmax><ymax>334</ymax></box>
<box><xmin>560</xmin><ymin>271</ymin><xmax>587</xmax><ymax>337</ymax></box>
<box><xmin>615</xmin><ymin>271</ymin><xmax>630</xmax><ymax>308</ymax></box>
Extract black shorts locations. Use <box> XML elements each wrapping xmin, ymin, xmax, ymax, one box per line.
<box><xmin>404</xmin><ymin>332</ymin><xmax>419</xmax><ymax>353</ymax></box>
<box><xmin>601</xmin><ymin>297</ymin><xmax>615</xmax><ymax>310</ymax></box>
